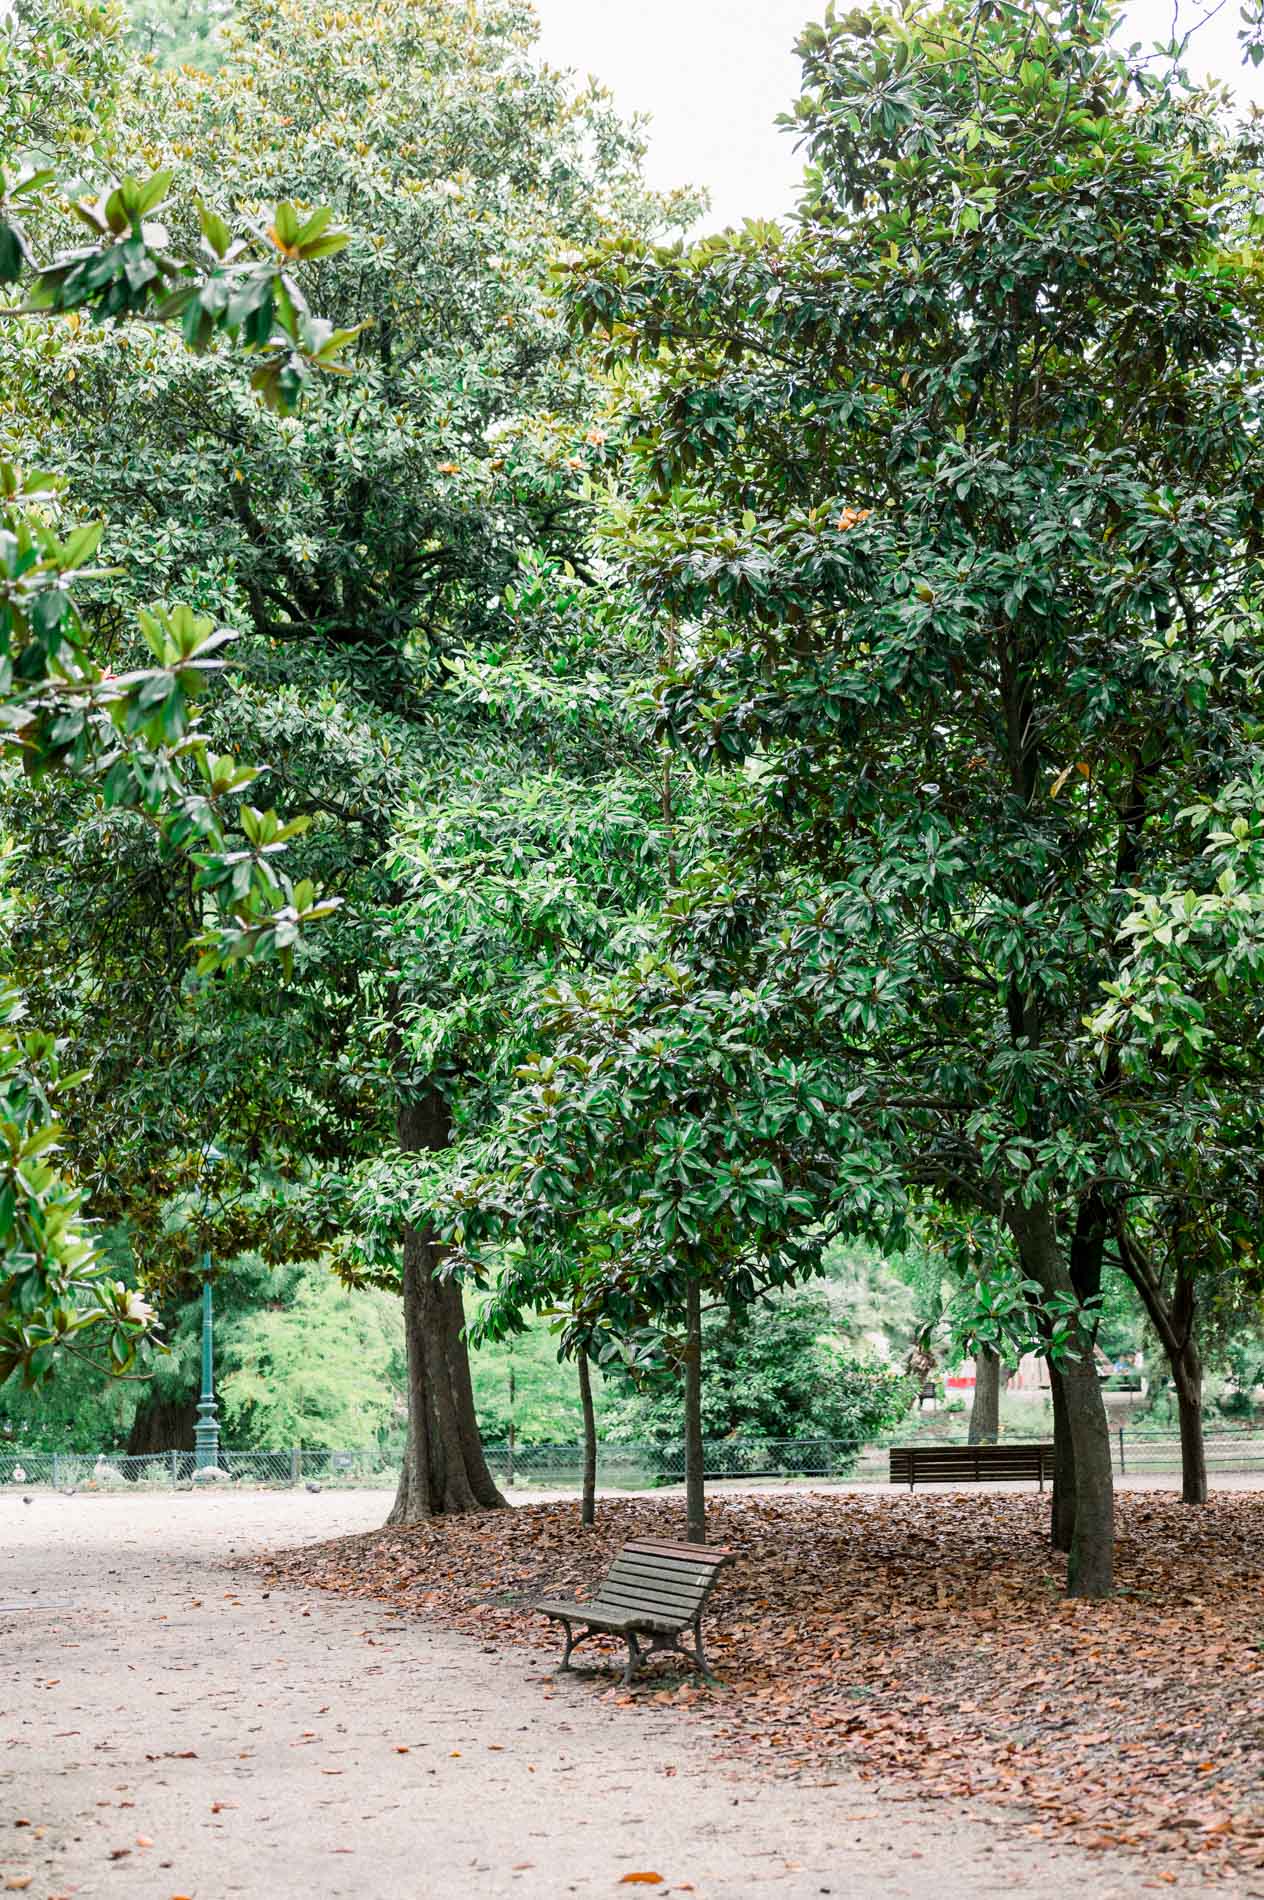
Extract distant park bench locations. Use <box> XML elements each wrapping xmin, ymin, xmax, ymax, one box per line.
<box><xmin>533</xmin><ymin>1538</ymin><xmax>734</xmax><ymax>1685</ymax></box>
<box><xmin>889</xmin><ymin>1442</ymin><xmax>1055</xmax><ymax>1491</ymax></box>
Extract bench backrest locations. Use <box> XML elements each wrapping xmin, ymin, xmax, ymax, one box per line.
<box><xmin>596</xmin><ymin>1539</ymin><xmax>733</xmax><ymax>1622</ymax></box>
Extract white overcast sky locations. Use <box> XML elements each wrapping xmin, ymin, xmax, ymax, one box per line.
<box><xmin>531</xmin><ymin>1</ymin><xmax>1264</xmax><ymax>229</ymax></box>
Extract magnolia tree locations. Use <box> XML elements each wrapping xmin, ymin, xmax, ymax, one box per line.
<box><xmin>0</xmin><ymin>0</ymin><xmax>351</xmax><ymax>1382</ymax></box>
<box><xmin>3</xmin><ymin>0</ymin><xmax>693</xmax><ymax>1513</ymax></box>
<box><xmin>445</xmin><ymin>0</ymin><xmax>1264</xmax><ymax>1594</ymax></box>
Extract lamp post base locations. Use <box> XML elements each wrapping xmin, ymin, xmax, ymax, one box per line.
<box><xmin>194</xmin><ymin>1399</ymin><xmax>220</xmax><ymax>1473</ymax></box>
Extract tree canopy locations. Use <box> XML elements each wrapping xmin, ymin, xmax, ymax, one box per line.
<box><xmin>420</xmin><ymin>0</ymin><xmax>1264</xmax><ymax>1589</ymax></box>
<box><xmin>8</xmin><ymin>0</ymin><xmax>1264</xmax><ymax>1592</ymax></box>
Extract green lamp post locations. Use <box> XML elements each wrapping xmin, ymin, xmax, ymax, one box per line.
<box><xmin>194</xmin><ymin>1253</ymin><xmax>220</xmax><ymax>1472</ymax></box>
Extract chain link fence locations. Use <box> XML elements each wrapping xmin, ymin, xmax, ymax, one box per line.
<box><xmin>2</xmin><ymin>1426</ymin><xmax>1263</xmax><ymax>1492</ymax></box>
<box><xmin>0</xmin><ymin>1448</ymin><xmax>400</xmax><ymax>1490</ymax></box>
<box><xmin>482</xmin><ymin>1436</ymin><xmax>869</xmax><ymax>1489</ymax></box>
<box><xmin>1109</xmin><ymin>1426</ymin><xmax>1264</xmax><ymax>1475</ymax></box>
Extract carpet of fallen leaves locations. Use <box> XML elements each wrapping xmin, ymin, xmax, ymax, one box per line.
<box><xmin>252</xmin><ymin>1491</ymin><xmax>1264</xmax><ymax>1886</ymax></box>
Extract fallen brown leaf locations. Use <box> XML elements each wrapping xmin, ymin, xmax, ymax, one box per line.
<box><xmin>243</xmin><ymin>1492</ymin><xmax>1264</xmax><ymax>1888</ymax></box>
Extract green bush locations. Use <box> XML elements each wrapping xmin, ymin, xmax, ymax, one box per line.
<box><xmin>603</xmin><ymin>1288</ymin><xmax>914</xmax><ymax>1448</ymax></box>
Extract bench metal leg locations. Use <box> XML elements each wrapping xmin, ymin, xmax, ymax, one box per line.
<box><xmin>642</xmin><ymin>1622</ymin><xmax>716</xmax><ymax>1683</ymax></box>
<box><xmin>557</xmin><ymin>1620</ymin><xmax>601</xmax><ymax>1671</ymax></box>
<box><xmin>621</xmin><ymin>1632</ymin><xmax>643</xmax><ymax>1686</ymax></box>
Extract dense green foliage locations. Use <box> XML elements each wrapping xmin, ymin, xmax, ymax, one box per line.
<box><xmin>411</xmin><ymin>0</ymin><xmax>1264</xmax><ymax>1586</ymax></box>
<box><xmin>604</xmin><ymin>1288</ymin><xmax>912</xmax><ymax>1445</ymax></box>
<box><xmin>0</xmin><ymin>1257</ymin><xmax>405</xmax><ymax>1448</ymax></box>
<box><xmin>3</xmin><ymin>0</ymin><xmax>678</xmax><ymax>1302</ymax></box>
<box><xmin>0</xmin><ymin>0</ymin><xmax>355</xmax><ymax>1383</ymax></box>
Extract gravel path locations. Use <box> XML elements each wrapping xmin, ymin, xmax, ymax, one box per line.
<box><xmin>0</xmin><ymin>1490</ymin><xmax>1223</xmax><ymax>1900</ymax></box>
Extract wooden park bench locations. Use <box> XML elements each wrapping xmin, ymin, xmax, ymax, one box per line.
<box><xmin>533</xmin><ymin>1538</ymin><xmax>734</xmax><ymax>1685</ymax></box>
<box><xmin>889</xmin><ymin>1442</ymin><xmax>1055</xmax><ymax>1491</ymax></box>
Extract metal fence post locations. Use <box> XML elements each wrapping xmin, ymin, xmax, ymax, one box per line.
<box><xmin>290</xmin><ymin>1448</ymin><xmax>300</xmax><ymax>1486</ymax></box>
<box><xmin>171</xmin><ymin>1449</ymin><xmax>178</xmax><ymax>1489</ymax></box>
<box><xmin>1118</xmin><ymin>1426</ymin><xmax>1126</xmax><ymax>1475</ymax></box>
<box><xmin>51</xmin><ymin>1453</ymin><xmax>59</xmax><ymax>1490</ymax></box>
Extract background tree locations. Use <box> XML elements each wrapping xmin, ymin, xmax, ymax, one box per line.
<box><xmin>3</xmin><ymin>0</ymin><xmax>693</xmax><ymax>1511</ymax></box>
<box><xmin>126</xmin><ymin>0</ymin><xmax>231</xmax><ymax>69</ymax></box>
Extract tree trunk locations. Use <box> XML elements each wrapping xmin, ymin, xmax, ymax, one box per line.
<box><xmin>683</xmin><ymin>1280</ymin><xmax>705</xmax><ymax>1544</ymax></box>
<box><xmin>1174</xmin><ymin>1339</ymin><xmax>1207</xmax><ymax>1506</ymax></box>
<box><xmin>577</xmin><ymin>1350</ymin><xmax>597</xmax><ymax>1527</ymax></box>
<box><xmin>1047</xmin><ymin>1360</ymin><xmax>1076</xmax><ymax>1553</ymax></box>
<box><xmin>126</xmin><ymin>1393</ymin><xmax>198</xmax><ymax>1454</ymax></box>
<box><xmin>968</xmin><ymin>1345</ymin><xmax>1002</xmax><ymax>1445</ymax></box>
<box><xmin>1058</xmin><ymin>1349</ymin><xmax>1113</xmax><ymax>1597</ymax></box>
<box><xmin>1008</xmin><ymin>1198</ymin><xmax>1113</xmax><ymax>1597</ymax></box>
<box><xmin>387</xmin><ymin>1096</ymin><xmax>507</xmax><ymax>1524</ymax></box>
<box><xmin>1118</xmin><ymin>1225</ymin><xmax>1207</xmax><ymax>1507</ymax></box>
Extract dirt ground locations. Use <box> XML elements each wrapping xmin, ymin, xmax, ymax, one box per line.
<box><xmin>0</xmin><ymin>1488</ymin><xmax>1229</xmax><ymax>1900</ymax></box>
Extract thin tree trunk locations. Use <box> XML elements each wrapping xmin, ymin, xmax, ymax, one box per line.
<box><xmin>387</xmin><ymin>1096</ymin><xmax>507</xmax><ymax>1524</ymax></box>
<box><xmin>968</xmin><ymin>1345</ymin><xmax>1002</xmax><ymax>1445</ymax></box>
<box><xmin>1118</xmin><ymin>1224</ymin><xmax>1207</xmax><ymax>1507</ymax></box>
<box><xmin>1174</xmin><ymin>1340</ymin><xmax>1207</xmax><ymax>1505</ymax></box>
<box><xmin>1008</xmin><ymin>1199</ymin><xmax>1113</xmax><ymax>1597</ymax></box>
<box><xmin>577</xmin><ymin>1350</ymin><xmax>597</xmax><ymax>1527</ymax></box>
<box><xmin>683</xmin><ymin>1280</ymin><xmax>705</xmax><ymax>1544</ymax></box>
<box><xmin>1047</xmin><ymin>1360</ymin><xmax>1076</xmax><ymax>1553</ymax></box>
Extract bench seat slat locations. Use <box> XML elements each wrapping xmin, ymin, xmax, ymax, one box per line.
<box><xmin>621</xmin><ymin>1539</ymin><xmax>731</xmax><ymax>1565</ymax></box>
<box><xmin>588</xmin><ymin>1612</ymin><xmax>684</xmax><ymax>1635</ymax></box>
<box><xmin>590</xmin><ymin>1600</ymin><xmax>691</xmax><ymax>1629</ymax></box>
<box><xmin>620</xmin><ymin>1542</ymin><xmax>729</xmax><ymax>1559</ymax></box>
<box><xmin>601</xmin><ymin>1582</ymin><xmax>707</xmax><ymax>1614</ymax></box>
<box><xmin>607</xmin><ymin>1548</ymin><xmax>714</xmax><ymax>1570</ymax></box>
<box><xmin>605</xmin><ymin>1561</ymin><xmax>711</xmax><ymax>1594</ymax></box>
<box><xmin>534</xmin><ymin>1596</ymin><xmax>688</xmax><ymax>1635</ymax></box>
<box><xmin>602</xmin><ymin>1566</ymin><xmax>707</xmax><ymax>1590</ymax></box>
<box><xmin>596</xmin><ymin>1565</ymin><xmax>703</xmax><ymax>1596</ymax></box>
<box><xmin>594</xmin><ymin>1589</ymin><xmax>700</xmax><ymax>1619</ymax></box>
